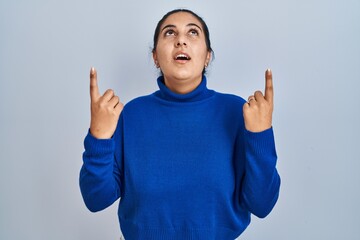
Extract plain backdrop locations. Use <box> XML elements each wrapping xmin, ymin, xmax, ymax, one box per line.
<box><xmin>0</xmin><ymin>0</ymin><xmax>359</xmax><ymax>239</ymax></box>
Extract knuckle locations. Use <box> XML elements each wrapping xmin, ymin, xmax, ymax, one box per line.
<box><xmin>99</xmin><ymin>100</ymin><xmax>107</xmax><ymax>108</ymax></box>
<box><xmin>266</xmin><ymin>84</ymin><xmax>273</xmax><ymax>90</ymax></box>
<box><xmin>106</xmin><ymin>104</ymin><xmax>114</xmax><ymax>111</ymax></box>
<box><xmin>252</xmin><ymin>105</ymin><xmax>259</xmax><ymax>111</ymax></box>
<box><xmin>106</xmin><ymin>89</ymin><xmax>114</xmax><ymax>95</ymax></box>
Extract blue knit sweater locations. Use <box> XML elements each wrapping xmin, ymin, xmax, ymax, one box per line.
<box><xmin>80</xmin><ymin>76</ymin><xmax>280</xmax><ymax>239</ymax></box>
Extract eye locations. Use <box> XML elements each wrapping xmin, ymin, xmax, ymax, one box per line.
<box><xmin>164</xmin><ymin>29</ymin><xmax>176</xmax><ymax>36</ymax></box>
<box><xmin>189</xmin><ymin>28</ymin><xmax>199</xmax><ymax>36</ymax></box>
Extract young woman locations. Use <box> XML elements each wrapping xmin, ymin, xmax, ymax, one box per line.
<box><xmin>80</xmin><ymin>9</ymin><xmax>280</xmax><ymax>239</ymax></box>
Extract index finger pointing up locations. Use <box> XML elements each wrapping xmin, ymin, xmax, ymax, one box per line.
<box><xmin>90</xmin><ymin>67</ymin><xmax>100</xmax><ymax>100</ymax></box>
<box><xmin>264</xmin><ymin>68</ymin><xmax>274</xmax><ymax>103</ymax></box>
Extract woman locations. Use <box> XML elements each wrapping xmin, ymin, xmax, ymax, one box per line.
<box><xmin>80</xmin><ymin>9</ymin><xmax>280</xmax><ymax>239</ymax></box>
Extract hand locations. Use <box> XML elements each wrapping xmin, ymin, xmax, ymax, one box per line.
<box><xmin>89</xmin><ymin>67</ymin><xmax>123</xmax><ymax>139</ymax></box>
<box><xmin>243</xmin><ymin>69</ymin><xmax>274</xmax><ymax>132</ymax></box>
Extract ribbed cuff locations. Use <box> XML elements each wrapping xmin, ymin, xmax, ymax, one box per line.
<box><xmin>244</xmin><ymin>127</ymin><xmax>276</xmax><ymax>157</ymax></box>
<box><xmin>84</xmin><ymin>130</ymin><xmax>115</xmax><ymax>157</ymax></box>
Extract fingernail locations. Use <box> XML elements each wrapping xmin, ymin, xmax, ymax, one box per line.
<box><xmin>90</xmin><ymin>67</ymin><xmax>95</xmax><ymax>74</ymax></box>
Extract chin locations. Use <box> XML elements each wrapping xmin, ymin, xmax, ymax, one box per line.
<box><xmin>171</xmin><ymin>70</ymin><xmax>202</xmax><ymax>81</ymax></box>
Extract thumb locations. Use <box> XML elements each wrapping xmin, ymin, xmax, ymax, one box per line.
<box><xmin>90</xmin><ymin>67</ymin><xmax>100</xmax><ymax>100</ymax></box>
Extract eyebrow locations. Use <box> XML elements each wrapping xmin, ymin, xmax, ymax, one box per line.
<box><xmin>161</xmin><ymin>23</ymin><xmax>203</xmax><ymax>33</ymax></box>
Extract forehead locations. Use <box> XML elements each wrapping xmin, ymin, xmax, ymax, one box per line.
<box><xmin>161</xmin><ymin>12</ymin><xmax>203</xmax><ymax>29</ymax></box>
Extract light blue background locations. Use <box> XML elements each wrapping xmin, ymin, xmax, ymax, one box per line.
<box><xmin>1</xmin><ymin>0</ymin><xmax>359</xmax><ymax>239</ymax></box>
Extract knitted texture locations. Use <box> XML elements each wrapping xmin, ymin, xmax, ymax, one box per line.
<box><xmin>80</xmin><ymin>76</ymin><xmax>280</xmax><ymax>240</ymax></box>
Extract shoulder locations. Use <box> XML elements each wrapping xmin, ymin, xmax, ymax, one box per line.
<box><xmin>122</xmin><ymin>94</ymin><xmax>155</xmax><ymax>114</ymax></box>
<box><xmin>210</xmin><ymin>92</ymin><xmax>247</xmax><ymax>121</ymax></box>
<box><xmin>213</xmin><ymin>91</ymin><xmax>247</xmax><ymax>107</ymax></box>
<box><xmin>126</xmin><ymin>94</ymin><xmax>154</xmax><ymax>106</ymax></box>
<box><xmin>119</xmin><ymin>94</ymin><xmax>159</xmax><ymax>123</ymax></box>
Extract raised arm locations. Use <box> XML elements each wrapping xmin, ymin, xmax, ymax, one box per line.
<box><xmin>79</xmin><ymin>67</ymin><xmax>124</xmax><ymax>212</ymax></box>
<box><xmin>241</xmin><ymin>69</ymin><xmax>280</xmax><ymax>218</ymax></box>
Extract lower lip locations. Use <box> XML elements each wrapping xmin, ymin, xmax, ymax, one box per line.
<box><xmin>174</xmin><ymin>59</ymin><xmax>190</xmax><ymax>64</ymax></box>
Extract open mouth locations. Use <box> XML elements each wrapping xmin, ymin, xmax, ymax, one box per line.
<box><xmin>175</xmin><ymin>53</ymin><xmax>191</xmax><ymax>61</ymax></box>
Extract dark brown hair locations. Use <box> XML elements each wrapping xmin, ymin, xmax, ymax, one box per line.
<box><xmin>152</xmin><ymin>9</ymin><xmax>214</xmax><ymax>74</ymax></box>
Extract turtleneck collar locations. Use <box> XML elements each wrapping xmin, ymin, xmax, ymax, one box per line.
<box><xmin>154</xmin><ymin>75</ymin><xmax>214</xmax><ymax>103</ymax></box>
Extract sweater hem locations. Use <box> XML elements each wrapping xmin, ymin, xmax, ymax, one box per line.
<box><xmin>120</xmin><ymin>219</ymin><xmax>243</xmax><ymax>240</ymax></box>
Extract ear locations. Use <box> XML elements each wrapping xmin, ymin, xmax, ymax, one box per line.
<box><xmin>205</xmin><ymin>51</ymin><xmax>211</xmax><ymax>66</ymax></box>
<box><xmin>152</xmin><ymin>51</ymin><xmax>158</xmax><ymax>65</ymax></box>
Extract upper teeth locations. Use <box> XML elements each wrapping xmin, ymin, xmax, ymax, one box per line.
<box><xmin>177</xmin><ymin>54</ymin><xmax>188</xmax><ymax>59</ymax></box>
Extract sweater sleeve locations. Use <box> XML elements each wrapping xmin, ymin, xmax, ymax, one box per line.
<box><xmin>240</xmin><ymin>127</ymin><xmax>281</xmax><ymax>218</ymax></box>
<box><xmin>79</xmin><ymin>119</ymin><xmax>123</xmax><ymax>212</ymax></box>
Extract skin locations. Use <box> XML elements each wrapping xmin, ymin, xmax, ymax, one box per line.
<box><xmin>89</xmin><ymin>13</ymin><xmax>274</xmax><ymax>139</ymax></box>
<box><xmin>89</xmin><ymin>67</ymin><xmax>123</xmax><ymax>139</ymax></box>
<box><xmin>243</xmin><ymin>69</ymin><xmax>274</xmax><ymax>133</ymax></box>
<box><xmin>152</xmin><ymin>12</ymin><xmax>211</xmax><ymax>94</ymax></box>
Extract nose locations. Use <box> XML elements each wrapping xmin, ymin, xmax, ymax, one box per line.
<box><xmin>175</xmin><ymin>34</ymin><xmax>187</xmax><ymax>47</ymax></box>
<box><xmin>176</xmin><ymin>41</ymin><xmax>187</xmax><ymax>47</ymax></box>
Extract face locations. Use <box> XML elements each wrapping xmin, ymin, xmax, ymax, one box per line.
<box><xmin>153</xmin><ymin>12</ymin><xmax>211</xmax><ymax>93</ymax></box>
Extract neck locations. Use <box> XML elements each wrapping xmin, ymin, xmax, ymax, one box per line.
<box><xmin>163</xmin><ymin>75</ymin><xmax>202</xmax><ymax>94</ymax></box>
